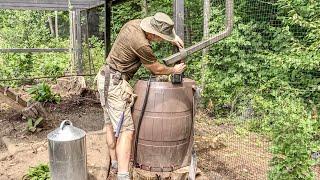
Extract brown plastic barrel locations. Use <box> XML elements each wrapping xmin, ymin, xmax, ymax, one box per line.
<box><xmin>132</xmin><ymin>78</ymin><xmax>195</xmax><ymax>172</ymax></box>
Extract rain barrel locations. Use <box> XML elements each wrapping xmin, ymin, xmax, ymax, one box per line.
<box><xmin>133</xmin><ymin>78</ymin><xmax>195</xmax><ymax>172</ymax></box>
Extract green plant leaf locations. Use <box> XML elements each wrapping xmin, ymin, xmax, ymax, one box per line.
<box><xmin>27</xmin><ymin>118</ymin><xmax>34</xmax><ymax>130</ymax></box>
<box><xmin>34</xmin><ymin>117</ymin><xmax>43</xmax><ymax>127</ymax></box>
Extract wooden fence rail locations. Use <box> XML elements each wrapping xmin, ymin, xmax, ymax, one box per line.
<box><xmin>0</xmin><ymin>48</ymin><xmax>69</xmax><ymax>53</ymax></box>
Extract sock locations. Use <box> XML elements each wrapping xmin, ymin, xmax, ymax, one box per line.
<box><xmin>117</xmin><ymin>172</ymin><xmax>130</xmax><ymax>180</ymax></box>
<box><xmin>111</xmin><ymin>160</ymin><xmax>118</xmax><ymax>169</ymax></box>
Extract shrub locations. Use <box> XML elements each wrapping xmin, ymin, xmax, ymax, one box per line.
<box><xmin>268</xmin><ymin>97</ymin><xmax>316</xmax><ymax>180</ymax></box>
<box><xmin>28</xmin><ymin>82</ymin><xmax>61</xmax><ymax>103</ymax></box>
<box><xmin>23</xmin><ymin>163</ymin><xmax>50</xmax><ymax>180</ymax></box>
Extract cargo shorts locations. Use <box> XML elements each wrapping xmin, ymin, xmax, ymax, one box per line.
<box><xmin>97</xmin><ymin>69</ymin><xmax>136</xmax><ymax>133</ymax></box>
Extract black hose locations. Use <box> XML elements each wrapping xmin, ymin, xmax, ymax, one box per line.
<box><xmin>133</xmin><ymin>76</ymin><xmax>152</xmax><ymax>166</ymax></box>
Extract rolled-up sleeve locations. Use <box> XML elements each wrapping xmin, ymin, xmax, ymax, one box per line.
<box><xmin>135</xmin><ymin>45</ymin><xmax>157</xmax><ymax>65</ymax></box>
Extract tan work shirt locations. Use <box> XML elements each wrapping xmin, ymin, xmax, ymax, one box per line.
<box><xmin>107</xmin><ymin>19</ymin><xmax>157</xmax><ymax>79</ymax></box>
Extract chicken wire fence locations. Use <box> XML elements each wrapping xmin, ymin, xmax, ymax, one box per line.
<box><xmin>0</xmin><ymin>0</ymin><xmax>319</xmax><ymax>179</ymax></box>
<box><xmin>186</xmin><ymin>0</ymin><xmax>319</xmax><ymax>179</ymax></box>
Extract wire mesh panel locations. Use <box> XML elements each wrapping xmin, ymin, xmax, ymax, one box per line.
<box><xmin>195</xmin><ymin>115</ymin><xmax>271</xmax><ymax>179</ymax></box>
<box><xmin>185</xmin><ymin>0</ymin><xmax>320</xmax><ymax>179</ymax></box>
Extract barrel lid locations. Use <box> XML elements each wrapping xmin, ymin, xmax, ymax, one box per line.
<box><xmin>47</xmin><ymin>120</ymin><xmax>86</xmax><ymax>141</ymax></box>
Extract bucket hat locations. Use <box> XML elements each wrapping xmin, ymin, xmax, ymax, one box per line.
<box><xmin>140</xmin><ymin>12</ymin><xmax>177</xmax><ymax>42</ymax></box>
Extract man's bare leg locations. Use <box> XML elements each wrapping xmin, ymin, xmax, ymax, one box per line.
<box><xmin>116</xmin><ymin>130</ymin><xmax>134</xmax><ymax>173</ymax></box>
<box><xmin>105</xmin><ymin>124</ymin><xmax>117</xmax><ymax>162</ymax></box>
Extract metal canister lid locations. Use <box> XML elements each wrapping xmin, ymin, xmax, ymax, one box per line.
<box><xmin>47</xmin><ymin>120</ymin><xmax>86</xmax><ymax>142</ymax></box>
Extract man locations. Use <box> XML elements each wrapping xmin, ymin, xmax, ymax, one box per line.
<box><xmin>97</xmin><ymin>12</ymin><xmax>186</xmax><ymax>180</ymax></box>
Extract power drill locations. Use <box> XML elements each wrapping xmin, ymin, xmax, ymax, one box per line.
<box><xmin>171</xmin><ymin>73</ymin><xmax>183</xmax><ymax>84</ymax></box>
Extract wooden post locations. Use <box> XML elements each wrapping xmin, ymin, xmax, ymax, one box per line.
<box><xmin>104</xmin><ymin>0</ymin><xmax>112</xmax><ymax>60</ymax></box>
<box><xmin>202</xmin><ymin>0</ymin><xmax>210</xmax><ymax>54</ymax></box>
<box><xmin>55</xmin><ymin>11</ymin><xmax>59</xmax><ymax>38</ymax></box>
<box><xmin>69</xmin><ymin>8</ymin><xmax>83</xmax><ymax>74</ymax></box>
<box><xmin>142</xmin><ymin>0</ymin><xmax>148</xmax><ymax>16</ymax></box>
<box><xmin>185</xmin><ymin>8</ymin><xmax>192</xmax><ymax>47</ymax></box>
<box><xmin>48</xmin><ymin>15</ymin><xmax>54</xmax><ymax>36</ymax></box>
<box><xmin>75</xmin><ymin>9</ymin><xmax>83</xmax><ymax>74</ymax></box>
<box><xmin>69</xmin><ymin>9</ymin><xmax>75</xmax><ymax>73</ymax></box>
<box><xmin>201</xmin><ymin>0</ymin><xmax>210</xmax><ymax>89</ymax></box>
<box><xmin>86</xmin><ymin>11</ymin><xmax>94</xmax><ymax>74</ymax></box>
<box><xmin>173</xmin><ymin>0</ymin><xmax>184</xmax><ymax>52</ymax></box>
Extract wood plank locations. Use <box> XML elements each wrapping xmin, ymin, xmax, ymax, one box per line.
<box><xmin>75</xmin><ymin>9</ymin><xmax>83</xmax><ymax>74</ymax></box>
<box><xmin>105</xmin><ymin>0</ymin><xmax>112</xmax><ymax>58</ymax></box>
<box><xmin>0</xmin><ymin>86</ymin><xmax>28</xmax><ymax>108</ymax></box>
<box><xmin>70</xmin><ymin>10</ymin><xmax>76</xmax><ymax>73</ymax></box>
<box><xmin>0</xmin><ymin>74</ymin><xmax>96</xmax><ymax>82</ymax></box>
<box><xmin>0</xmin><ymin>93</ymin><xmax>25</xmax><ymax>111</ymax></box>
<box><xmin>0</xmin><ymin>0</ymin><xmax>127</xmax><ymax>10</ymax></box>
<box><xmin>201</xmin><ymin>0</ymin><xmax>210</xmax><ymax>89</ymax></box>
<box><xmin>173</xmin><ymin>0</ymin><xmax>184</xmax><ymax>53</ymax></box>
<box><xmin>173</xmin><ymin>0</ymin><xmax>185</xmax><ymax>41</ymax></box>
<box><xmin>0</xmin><ymin>0</ymin><xmax>104</xmax><ymax>10</ymax></box>
<box><xmin>0</xmin><ymin>48</ymin><xmax>69</xmax><ymax>53</ymax></box>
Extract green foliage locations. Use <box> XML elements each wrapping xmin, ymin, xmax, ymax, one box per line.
<box><xmin>267</xmin><ymin>97</ymin><xmax>316</xmax><ymax>180</ymax></box>
<box><xmin>83</xmin><ymin>36</ymin><xmax>105</xmax><ymax>73</ymax></box>
<box><xmin>28</xmin><ymin>83</ymin><xmax>60</xmax><ymax>103</ymax></box>
<box><xmin>196</xmin><ymin>0</ymin><xmax>320</xmax><ymax>119</ymax></box>
<box><xmin>111</xmin><ymin>0</ymin><xmax>144</xmax><ymax>41</ymax></box>
<box><xmin>0</xmin><ymin>10</ymin><xmax>51</xmax><ymax>47</ymax></box>
<box><xmin>27</xmin><ymin>117</ymin><xmax>44</xmax><ymax>133</ymax></box>
<box><xmin>0</xmin><ymin>10</ymin><xmax>69</xmax><ymax>86</ymax></box>
<box><xmin>23</xmin><ymin>163</ymin><xmax>50</xmax><ymax>180</ymax></box>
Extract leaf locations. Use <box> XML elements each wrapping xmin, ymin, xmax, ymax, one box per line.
<box><xmin>27</xmin><ymin>118</ymin><xmax>34</xmax><ymax>129</ymax></box>
<box><xmin>34</xmin><ymin>117</ymin><xmax>43</xmax><ymax>127</ymax></box>
<box><xmin>29</xmin><ymin>127</ymin><xmax>36</xmax><ymax>132</ymax></box>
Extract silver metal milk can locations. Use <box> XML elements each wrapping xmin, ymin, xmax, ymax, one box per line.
<box><xmin>47</xmin><ymin>120</ymin><xmax>87</xmax><ymax>180</ymax></box>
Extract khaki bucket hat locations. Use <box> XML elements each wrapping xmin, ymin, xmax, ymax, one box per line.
<box><xmin>140</xmin><ymin>12</ymin><xmax>177</xmax><ymax>42</ymax></box>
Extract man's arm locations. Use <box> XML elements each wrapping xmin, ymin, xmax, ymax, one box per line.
<box><xmin>136</xmin><ymin>45</ymin><xmax>186</xmax><ymax>75</ymax></box>
<box><xmin>144</xmin><ymin>61</ymin><xmax>186</xmax><ymax>75</ymax></box>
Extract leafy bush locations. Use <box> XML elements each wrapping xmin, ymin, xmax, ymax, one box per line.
<box><xmin>28</xmin><ymin>83</ymin><xmax>60</xmax><ymax>103</ymax></box>
<box><xmin>194</xmin><ymin>0</ymin><xmax>320</xmax><ymax>119</ymax></box>
<box><xmin>23</xmin><ymin>163</ymin><xmax>50</xmax><ymax>180</ymax></box>
<box><xmin>268</xmin><ymin>97</ymin><xmax>316</xmax><ymax>180</ymax></box>
<box><xmin>0</xmin><ymin>10</ymin><xmax>69</xmax><ymax>87</ymax></box>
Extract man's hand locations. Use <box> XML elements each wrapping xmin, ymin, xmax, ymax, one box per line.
<box><xmin>172</xmin><ymin>35</ymin><xmax>184</xmax><ymax>49</ymax></box>
<box><xmin>173</xmin><ymin>62</ymin><xmax>186</xmax><ymax>74</ymax></box>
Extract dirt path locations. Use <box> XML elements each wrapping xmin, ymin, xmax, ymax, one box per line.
<box><xmin>0</xmin><ymin>97</ymin><xmax>108</xmax><ymax>179</ymax></box>
<box><xmin>0</xmin><ymin>98</ymin><xmax>105</xmax><ymax>149</ymax></box>
<box><xmin>0</xmin><ymin>130</ymin><xmax>109</xmax><ymax>180</ymax></box>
